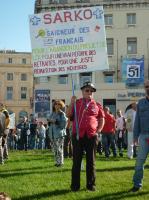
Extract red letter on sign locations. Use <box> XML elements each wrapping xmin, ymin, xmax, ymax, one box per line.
<box><xmin>44</xmin><ymin>14</ymin><xmax>52</xmax><ymax>24</ymax></box>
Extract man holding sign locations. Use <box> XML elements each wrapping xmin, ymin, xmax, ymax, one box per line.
<box><xmin>67</xmin><ymin>81</ymin><xmax>105</xmax><ymax>191</ymax></box>
<box><xmin>29</xmin><ymin>6</ymin><xmax>108</xmax><ymax>191</ymax></box>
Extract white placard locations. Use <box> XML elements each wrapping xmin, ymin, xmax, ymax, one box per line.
<box><xmin>29</xmin><ymin>6</ymin><xmax>109</xmax><ymax>77</ymax></box>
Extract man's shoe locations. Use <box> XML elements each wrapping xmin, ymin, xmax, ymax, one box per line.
<box><xmin>57</xmin><ymin>164</ymin><xmax>62</xmax><ymax>167</ymax></box>
<box><xmin>87</xmin><ymin>185</ymin><xmax>96</xmax><ymax>191</ymax></box>
<box><xmin>55</xmin><ymin>163</ymin><xmax>63</xmax><ymax>167</ymax></box>
<box><xmin>128</xmin><ymin>156</ymin><xmax>133</xmax><ymax>159</ymax></box>
<box><xmin>119</xmin><ymin>153</ymin><xmax>123</xmax><ymax>157</ymax></box>
<box><xmin>130</xmin><ymin>186</ymin><xmax>141</xmax><ymax>192</ymax></box>
<box><xmin>71</xmin><ymin>186</ymin><xmax>80</xmax><ymax>192</ymax></box>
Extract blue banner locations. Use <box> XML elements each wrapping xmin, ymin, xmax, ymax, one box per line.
<box><xmin>121</xmin><ymin>56</ymin><xmax>144</xmax><ymax>86</ymax></box>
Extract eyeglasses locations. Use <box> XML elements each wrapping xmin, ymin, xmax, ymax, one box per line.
<box><xmin>84</xmin><ymin>89</ymin><xmax>94</xmax><ymax>93</ymax></box>
<box><xmin>145</xmin><ymin>85</ymin><xmax>149</xmax><ymax>89</ymax></box>
<box><xmin>55</xmin><ymin>103</ymin><xmax>61</xmax><ymax>106</ymax></box>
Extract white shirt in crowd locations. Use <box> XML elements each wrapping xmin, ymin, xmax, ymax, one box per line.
<box><xmin>116</xmin><ymin>116</ymin><xmax>125</xmax><ymax>130</ymax></box>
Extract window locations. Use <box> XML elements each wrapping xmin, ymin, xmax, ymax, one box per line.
<box><xmin>49</xmin><ymin>0</ymin><xmax>68</xmax><ymax>3</ymax></box>
<box><xmin>8</xmin><ymin>58</ymin><xmax>12</xmax><ymax>63</ymax></box>
<box><xmin>21</xmin><ymin>73</ymin><xmax>27</xmax><ymax>81</ymax></box>
<box><xmin>7</xmin><ymin>73</ymin><xmax>13</xmax><ymax>81</ymax></box>
<box><xmin>127</xmin><ymin>13</ymin><xmax>136</xmax><ymax>25</ymax></box>
<box><xmin>6</xmin><ymin>87</ymin><xmax>13</xmax><ymax>100</ymax></box>
<box><xmin>107</xmin><ymin>38</ymin><xmax>114</xmax><ymax>55</ymax></box>
<box><xmin>104</xmin><ymin>74</ymin><xmax>114</xmax><ymax>83</ymax></box>
<box><xmin>76</xmin><ymin>0</ymin><xmax>90</xmax><ymax>2</ymax></box>
<box><xmin>22</xmin><ymin>58</ymin><xmax>26</xmax><ymax>64</ymax></box>
<box><xmin>127</xmin><ymin>38</ymin><xmax>137</xmax><ymax>54</ymax></box>
<box><xmin>21</xmin><ymin>87</ymin><xmax>27</xmax><ymax>99</ymax></box>
<box><xmin>58</xmin><ymin>75</ymin><xmax>68</xmax><ymax>84</ymax></box>
<box><xmin>104</xmin><ymin>14</ymin><xmax>113</xmax><ymax>26</ymax></box>
<box><xmin>59</xmin><ymin>0</ymin><xmax>68</xmax><ymax>3</ymax></box>
<box><xmin>80</xmin><ymin>72</ymin><xmax>92</xmax><ymax>87</ymax></box>
<box><xmin>39</xmin><ymin>76</ymin><xmax>48</xmax><ymax>83</ymax></box>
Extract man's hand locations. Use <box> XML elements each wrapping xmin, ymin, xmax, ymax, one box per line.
<box><xmin>97</xmin><ymin>118</ymin><xmax>105</xmax><ymax>133</ymax></box>
<box><xmin>70</xmin><ymin>96</ymin><xmax>77</xmax><ymax>105</ymax></box>
<box><xmin>66</xmin><ymin>96</ymin><xmax>77</xmax><ymax>118</ymax></box>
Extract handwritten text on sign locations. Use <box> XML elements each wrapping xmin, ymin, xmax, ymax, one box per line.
<box><xmin>29</xmin><ymin>6</ymin><xmax>109</xmax><ymax>77</ymax></box>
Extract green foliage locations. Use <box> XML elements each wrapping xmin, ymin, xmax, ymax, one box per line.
<box><xmin>0</xmin><ymin>150</ymin><xmax>149</xmax><ymax>200</ymax></box>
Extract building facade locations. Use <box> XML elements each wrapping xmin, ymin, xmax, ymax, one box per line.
<box><xmin>32</xmin><ymin>0</ymin><xmax>149</xmax><ymax>117</ymax></box>
<box><xmin>0</xmin><ymin>50</ymin><xmax>33</xmax><ymax>123</ymax></box>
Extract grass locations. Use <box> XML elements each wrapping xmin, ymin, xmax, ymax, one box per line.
<box><xmin>0</xmin><ymin>150</ymin><xmax>149</xmax><ymax>200</ymax></box>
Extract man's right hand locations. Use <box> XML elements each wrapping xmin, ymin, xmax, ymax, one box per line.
<box><xmin>66</xmin><ymin>96</ymin><xmax>77</xmax><ymax>118</ymax></box>
<box><xmin>70</xmin><ymin>96</ymin><xmax>77</xmax><ymax>105</ymax></box>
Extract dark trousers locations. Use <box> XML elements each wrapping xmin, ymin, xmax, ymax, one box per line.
<box><xmin>71</xmin><ymin>134</ymin><xmax>97</xmax><ymax>190</ymax></box>
<box><xmin>117</xmin><ymin>130</ymin><xmax>125</xmax><ymax>154</ymax></box>
<box><xmin>102</xmin><ymin>133</ymin><xmax>117</xmax><ymax>157</ymax></box>
<box><xmin>64</xmin><ymin>129</ymin><xmax>72</xmax><ymax>158</ymax></box>
<box><xmin>18</xmin><ymin>135</ymin><xmax>28</xmax><ymax>151</ymax></box>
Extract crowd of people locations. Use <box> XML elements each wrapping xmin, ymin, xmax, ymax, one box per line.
<box><xmin>0</xmin><ymin>80</ymin><xmax>149</xmax><ymax>193</ymax></box>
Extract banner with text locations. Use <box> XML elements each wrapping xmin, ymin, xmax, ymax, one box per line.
<box><xmin>29</xmin><ymin>6</ymin><xmax>109</xmax><ymax>77</ymax></box>
<box><xmin>121</xmin><ymin>57</ymin><xmax>144</xmax><ymax>85</ymax></box>
<box><xmin>34</xmin><ymin>89</ymin><xmax>50</xmax><ymax>118</ymax></box>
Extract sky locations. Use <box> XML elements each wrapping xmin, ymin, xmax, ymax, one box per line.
<box><xmin>0</xmin><ymin>0</ymin><xmax>35</xmax><ymax>52</ymax></box>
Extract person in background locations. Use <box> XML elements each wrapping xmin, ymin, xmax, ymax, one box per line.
<box><xmin>125</xmin><ymin>102</ymin><xmax>137</xmax><ymax>159</ymax></box>
<box><xmin>0</xmin><ymin>104</ymin><xmax>10</xmax><ymax>160</ymax></box>
<box><xmin>0</xmin><ymin>110</ymin><xmax>6</xmax><ymax>165</ymax></box>
<box><xmin>66</xmin><ymin>81</ymin><xmax>105</xmax><ymax>191</ymax></box>
<box><xmin>11</xmin><ymin>128</ymin><xmax>18</xmax><ymax>150</ymax></box>
<box><xmin>116</xmin><ymin>109</ymin><xmax>126</xmax><ymax>157</ymax></box>
<box><xmin>48</xmin><ymin>100</ymin><xmax>67</xmax><ymax>167</ymax></box>
<box><xmin>44</xmin><ymin>123</ymin><xmax>51</xmax><ymax>150</ymax></box>
<box><xmin>96</xmin><ymin>133</ymin><xmax>103</xmax><ymax>155</ymax></box>
<box><xmin>101</xmin><ymin>106</ymin><xmax>117</xmax><ymax>158</ymax></box>
<box><xmin>64</xmin><ymin>117</ymin><xmax>72</xmax><ymax>158</ymax></box>
<box><xmin>29</xmin><ymin>118</ymin><xmax>38</xmax><ymax>149</ymax></box>
<box><xmin>38</xmin><ymin>121</ymin><xmax>46</xmax><ymax>150</ymax></box>
<box><xmin>131</xmin><ymin>80</ymin><xmax>149</xmax><ymax>192</ymax></box>
<box><xmin>0</xmin><ymin>192</ymin><xmax>11</xmax><ymax>200</ymax></box>
<box><xmin>8</xmin><ymin>129</ymin><xmax>14</xmax><ymax>150</ymax></box>
<box><xmin>16</xmin><ymin>116</ymin><xmax>30</xmax><ymax>151</ymax></box>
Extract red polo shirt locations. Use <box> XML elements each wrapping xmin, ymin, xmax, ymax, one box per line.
<box><xmin>102</xmin><ymin>112</ymin><xmax>116</xmax><ymax>134</ymax></box>
<box><xmin>71</xmin><ymin>98</ymin><xmax>105</xmax><ymax>138</ymax></box>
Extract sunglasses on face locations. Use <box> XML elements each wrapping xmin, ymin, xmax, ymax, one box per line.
<box><xmin>55</xmin><ymin>103</ymin><xmax>61</xmax><ymax>106</ymax></box>
<box><xmin>145</xmin><ymin>85</ymin><xmax>149</xmax><ymax>89</ymax></box>
<box><xmin>84</xmin><ymin>89</ymin><xmax>94</xmax><ymax>93</ymax></box>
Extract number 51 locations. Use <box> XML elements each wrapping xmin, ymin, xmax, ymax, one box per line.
<box><xmin>127</xmin><ymin>65</ymin><xmax>140</xmax><ymax>78</ymax></box>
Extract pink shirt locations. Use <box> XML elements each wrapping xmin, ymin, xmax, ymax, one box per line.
<box><xmin>71</xmin><ymin>98</ymin><xmax>105</xmax><ymax>138</ymax></box>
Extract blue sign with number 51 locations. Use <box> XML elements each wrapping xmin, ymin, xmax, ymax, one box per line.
<box><xmin>121</xmin><ymin>56</ymin><xmax>144</xmax><ymax>86</ymax></box>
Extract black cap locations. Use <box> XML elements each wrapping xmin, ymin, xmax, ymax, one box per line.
<box><xmin>80</xmin><ymin>81</ymin><xmax>96</xmax><ymax>92</ymax></box>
